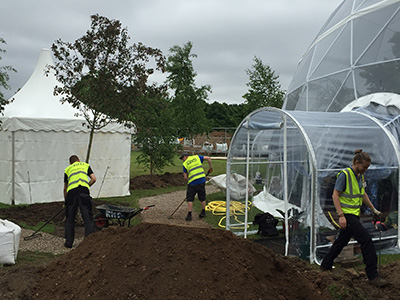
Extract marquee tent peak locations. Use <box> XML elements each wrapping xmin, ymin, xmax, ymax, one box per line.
<box><xmin>3</xmin><ymin>48</ymin><xmax>81</xmax><ymax>120</ymax></box>
<box><xmin>0</xmin><ymin>48</ymin><xmax>132</xmax><ymax>205</ymax></box>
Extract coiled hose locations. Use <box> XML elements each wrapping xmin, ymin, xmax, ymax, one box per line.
<box><xmin>206</xmin><ymin>200</ymin><xmax>252</xmax><ymax>228</ymax></box>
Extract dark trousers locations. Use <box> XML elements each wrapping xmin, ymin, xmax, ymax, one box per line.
<box><xmin>321</xmin><ymin>214</ymin><xmax>378</xmax><ymax>280</ymax></box>
<box><xmin>65</xmin><ymin>192</ymin><xmax>94</xmax><ymax>246</ymax></box>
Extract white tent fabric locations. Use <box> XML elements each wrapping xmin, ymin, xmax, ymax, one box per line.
<box><xmin>0</xmin><ymin>49</ymin><xmax>132</xmax><ymax>205</ymax></box>
<box><xmin>252</xmin><ymin>186</ymin><xmax>334</xmax><ymax>230</ymax></box>
<box><xmin>252</xmin><ymin>186</ymin><xmax>301</xmax><ymax>218</ymax></box>
<box><xmin>209</xmin><ymin>174</ymin><xmax>256</xmax><ymax>200</ymax></box>
<box><xmin>341</xmin><ymin>92</ymin><xmax>400</xmax><ymax>112</ymax></box>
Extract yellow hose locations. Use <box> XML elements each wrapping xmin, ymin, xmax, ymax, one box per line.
<box><xmin>328</xmin><ymin>211</ymin><xmax>341</xmax><ymax>229</ymax></box>
<box><xmin>206</xmin><ymin>200</ymin><xmax>251</xmax><ymax>229</ymax></box>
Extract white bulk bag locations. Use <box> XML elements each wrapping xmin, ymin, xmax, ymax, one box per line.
<box><xmin>0</xmin><ymin>219</ymin><xmax>21</xmax><ymax>265</ymax></box>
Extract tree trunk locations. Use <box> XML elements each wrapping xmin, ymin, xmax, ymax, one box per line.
<box><xmin>85</xmin><ymin>116</ymin><xmax>96</xmax><ymax>163</ymax></box>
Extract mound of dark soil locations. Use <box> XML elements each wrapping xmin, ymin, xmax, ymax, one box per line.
<box><xmin>33</xmin><ymin>223</ymin><xmax>326</xmax><ymax>300</ymax></box>
<box><xmin>130</xmin><ymin>173</ymin><xmax>186</xmax><ymax>190</ymax></box>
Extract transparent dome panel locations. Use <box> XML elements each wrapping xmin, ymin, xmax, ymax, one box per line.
<box><xmin>358</xmin><ymin>9</ymin><xmax>400</xmax><ymax>65</ymax></box>
<box><xmin>287</xmin><ymin>51</ymin><xmax>313</xmax><ymax>94</ymax></box>
<box><xmin>355</xmin><ymin>61</ymin><xmax>400</xmax><ymax>97</ymax></box>
<box><xmin>326</xmin><ymin>72</ymin><xmax>355</xmax><ymax>111</ymax></box>
<box><xmin>310</xmin><ymin>24</ymin><xmax>351</xmax><ymax>80</ymax></box>
<box><xmin>352</xmin><ymin>8</ymin><xmax>397</xmax><ymax>63</ymax></box>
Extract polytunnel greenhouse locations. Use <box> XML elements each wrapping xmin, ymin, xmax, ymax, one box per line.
<box><xmin>226</xmin><ymin>107</ymin><xmax>400</xmax><ymax>263</ymax></box>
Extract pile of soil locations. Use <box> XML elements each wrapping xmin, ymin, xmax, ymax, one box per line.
<box><xmin>31</xmin><ymin>224</ymin><xmax>336</xmax><ymax>300</ymax></box>
<box><xmin>23</xmin><ymin>223</ymin><xmax>400</xmax><ymax>300</ymax></box>
<box><xmin>1</xmin><ymin>173</ymin><xmax>400</xmax><ymax>299</ymax></box>
<box><xmin>130</xmin><ymin>173</ymin><xmax>186</xmax><ymax>190</ymax></box>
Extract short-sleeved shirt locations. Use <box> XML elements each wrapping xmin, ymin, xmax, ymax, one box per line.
<box><xmin>183</xmin><ymin>155</ymin><xmax>206</xmax><ymax>186</ymax></box>
<box><xmin>334</xmin><ymin>167</ymin><xmax>362</xmax><ymax>192</ymax></box>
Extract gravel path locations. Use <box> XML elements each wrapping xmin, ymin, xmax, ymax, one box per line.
<box><xmin>19</xmin><ymin>228</ymin><xmax>83</xmax><ymax>254</ymax></box>
<box><xmin>138</xmin><ymin>184</ymin><xmax>220</xmax><ymax>227</ymax></box>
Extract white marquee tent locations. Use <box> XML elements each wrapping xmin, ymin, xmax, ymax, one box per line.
<box><xmin>0</xmin><ymin>49</ymin><xmax>132</xmax><ymax>205</ymax></box>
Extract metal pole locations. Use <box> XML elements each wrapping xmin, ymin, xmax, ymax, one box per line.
<box><xmin>27</xmin><ymin>171</ymin><xmax>32</xmax><ymax>204</ymax></box>
<box><xmin>11</xmin><ymin>131</ymin><xmax>15</xmax><ymax>205</ymax></box>
<box><xmin>283</xmin><ymin>115</ymin><xmax>289</xmax><ymax>256</ymax></box>
<box><xmin>244</xmin><ymin>117</ymin><xmax>250</xmax><ymax>238</ymax></box>
<box><xmin>97</xmin><ymin>166</ymin><xmax>110</xmax><ymax>198</ymax></box>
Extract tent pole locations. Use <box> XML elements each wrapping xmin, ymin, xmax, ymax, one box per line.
<box><xmin>244</xmin><ymin>117</ymin><xmax>250</xmax><ymax>238</ymax></box>
<box><xmin>11</xmin><ymin>131</ymin><xmax>15</xmax><ymax>205</ymax></box>
<box><xmin>398</xmin><ymin>167</ymin><xmax>400</xmax><ymax>248</ymax></box>
<box><xmin>310</xmin><ymin>160</ymin><xmax>317</xmax><ymax>263</ymax></box>
<box><xmin>283</xmin><ymin>115</ymin><xmax>289</xmax><ymax>256</ymax></box>
<box><xmin>226</xmin><ymin>151</ymin><xmax>231</xmax><ymax>231</ymax></box>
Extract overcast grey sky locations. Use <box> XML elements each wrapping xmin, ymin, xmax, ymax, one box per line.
<box><xmin>0</xmin><ymin>0</ymin><xmax>343</xmax><ymax>104</ymax></box>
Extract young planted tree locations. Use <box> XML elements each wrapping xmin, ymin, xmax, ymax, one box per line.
<box><xmin>133</xmin><ymin>88</ymin><xmax>178</xmax><ymax>175</ymax></box>
<box><xmin>243</xmin><ymin>56</ymin><xmax>285</xmax><ymax>113</ymax></box>
<box><xmin>0</xmin><ymin>37</ymin><xmax>16</xmax><ymax>120</ymax></box>
<box><xmin>165</xmin><ymin>41</ymin><xmax>211</xmax><ymax>153</ymax></box>
<box><xmin>50</xmin><ymin>14</ymin><xmax>165</xmax><ymax>162</ymax></box>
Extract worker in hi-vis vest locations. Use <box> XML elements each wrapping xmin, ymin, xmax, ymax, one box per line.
<box><xmin>180</xmin><ymin>153</ymin><xmax>213</xmax><ymax>221</ymax></box>
<box><xmin>63</xmin><ymin>155</ymin><xmax>96</xmax><ymax>248</ymax></box>
<box><xmin>320</xmin><ymin>149</ymin><xmax>387</xmax><ymax>287</ymax></box>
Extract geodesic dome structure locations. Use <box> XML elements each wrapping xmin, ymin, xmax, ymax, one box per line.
<box><xmin>284</xmin><ymin>0</ymin><xmax>400</xmax><ymax>112</ymax></box>
<box><xmin>226</xmin><ymin>108</ymin><xmax>400</xmax><ymax>263</ymax></box>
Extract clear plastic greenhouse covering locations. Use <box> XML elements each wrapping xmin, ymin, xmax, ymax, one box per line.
<box><xmin>226</xmin><ymin>107</ymin><xmax>400</xmax><ymax>263</ymax></box>
<box><xmin>284</xmin><ymin>0</ymin><xmax>400</xmax><ymax>112</ymax></box>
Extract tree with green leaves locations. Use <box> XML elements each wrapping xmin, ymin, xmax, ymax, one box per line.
<box><xmin>205</xmin><ymin>101</ymin><xmax>239</xmax><ymax>128</ymax></box>
<box><xmin>133</xmin><ymin>87</ymin><xmax>178</xmax><ymax>175</ymax></box>
<box><xmin>243</xmin><ymin>56</ymin><xmax>285</xmax><ymax>113</ymax></box>
<box><xmin>0</xmin><ymin>37</ymin><xmax>16</xmax><ymax>119</ymax></box>
<box><xmin>50</xmin><ymin>14</ymin><xmax>165</xmax><ymax>162</ymax></box>
<box><xmin>165</xmin><ymin>41</ymin><xmax>211</xmax><ymax>152</ymax></box>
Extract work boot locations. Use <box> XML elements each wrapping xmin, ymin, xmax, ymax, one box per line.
<box><xmin>185</xmin><ymin>212</ymin><xmax>192</xmax><ymax>221</ymax></box>
<box><xmin>64</xmin><ymin>242</ymin><xmax>72</xmax><ymax>249</ymax></box>
<box><xmin>320</xmin><ymin>265</ymin><xmax>332</xmax><ymax>272</ymax></box>
<box><xmin>199</xmin><ymin>209</ymin><xmax>206</xmax><ymax>218</ymax></box>
<box><xmin>369</xmin><ymin>276</ymin><xmax>388</xmax><ymax>287</ymax></box>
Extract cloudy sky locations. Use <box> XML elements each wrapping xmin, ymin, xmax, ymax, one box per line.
<box><xmin>0</xmin><ymin>0</ymin><xmax>343</xmax><ymax>104</ymax></box>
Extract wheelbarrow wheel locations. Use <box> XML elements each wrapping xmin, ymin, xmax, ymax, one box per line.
<box><xmin>94</xmin><ymin>213</ymin><xmax>109</xmax><ymax>231</ymax></box>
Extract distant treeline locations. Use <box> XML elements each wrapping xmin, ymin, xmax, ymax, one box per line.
<box><xmin>204</xmin><ymin>101</ymin><xmax>249</xmax><ymax>129</ymax></box>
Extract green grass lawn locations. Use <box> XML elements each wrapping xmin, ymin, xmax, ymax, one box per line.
<box><xmin>100</xmin><ymin>151</ymin><xmax>228</xmax><ymax>226</ymax></box>
<box><xmin>130</xmin><ymin>150</ymin><xmax>227</xmax><ymax>178</ymax></box>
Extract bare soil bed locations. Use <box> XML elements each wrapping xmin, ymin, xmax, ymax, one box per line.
<box><xmin>1</xmin><ymin>173</ymin><xmax>400</xmax><ymax>299</ymax></box>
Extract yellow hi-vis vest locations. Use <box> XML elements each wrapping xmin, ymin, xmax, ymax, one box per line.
<box><xmin>338</xmin><ymin>167</ymin><xmax>364</xmax><ymax>216</ymax></box>
<box><xmin>65</xmin><ymin>162</ymin><xmax>90</xmax><ymax>193</ymax></box>
<box><xmin>183</xmin><ymin>155</ymin><xmax>205</xmax><ymax>185</ymax></box>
